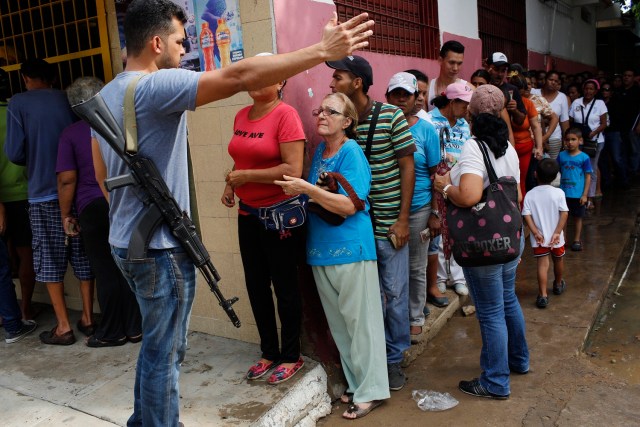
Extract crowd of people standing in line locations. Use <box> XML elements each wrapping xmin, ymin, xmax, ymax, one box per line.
<box><xmin>1</xmin><ymin>1</ymin><xmax>640</xmax><ymax>423</ymax></box>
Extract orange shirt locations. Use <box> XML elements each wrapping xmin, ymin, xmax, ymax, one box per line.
<box><xmin>512</xmin><ymin>97</ymin><xmax>538</xmax><ymax>145</ymax></box>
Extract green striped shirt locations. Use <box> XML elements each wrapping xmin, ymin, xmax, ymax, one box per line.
<box><xmin>356</xmin><ymin>101</ymin><xmax>416</xmax><ymax>239</ymax></box>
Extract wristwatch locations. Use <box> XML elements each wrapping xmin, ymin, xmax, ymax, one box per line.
<box><xmin>431</xmin><ymin>210</ymin><xmax>440</xmax><ymax>219</ymax></box>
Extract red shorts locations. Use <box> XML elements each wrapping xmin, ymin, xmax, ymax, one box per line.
<box><xmin>533</xmin><ymin>245</ymin><xmax>565</xmax><ymax>258</ymax></box>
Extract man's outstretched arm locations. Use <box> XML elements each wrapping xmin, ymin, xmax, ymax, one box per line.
<box><xmin>195</xmin><ymin>12</ymin><xmax>374</xmax><ymax>106</ymax></box>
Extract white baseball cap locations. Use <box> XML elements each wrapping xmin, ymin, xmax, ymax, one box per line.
<box><xmin>386</xmin><ymin>72</ymin><xmax>418</xmax><ymax>94</ymax></box>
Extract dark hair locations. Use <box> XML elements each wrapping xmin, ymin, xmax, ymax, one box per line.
<box><xmin>546</xmin><ymin>70</ymin><xmax>560</xmax><ymax>81</ymax></box>
<box><xmin>124</xmin><ymin>0</ymin><xmax>187</xmax><ymax>56</ymax></box>
<box><xmin>472</xmin><ymin>113</ymin><xmax>509</xmax><ymax>158</ymax></box>
<box><xmin>536</xmin><ymin>70</ymin><xmax>547</xmax><ymax>78</ymax></box>
<box><xmin>509</xmin><ymin>73</ymin><xmax>528</xmax><ymax>90</ymax></box>
<box><xmin>536</xmin><ymin>158</ymin><xmax>559</xmax><ymax>184</ymax></box>
<box><xmin>404</xmin><ymin>69</ymin><xmax>428</xmax><ymax>84</ymax></box>
<box><xmin>470</xmin><ymin>69</ymin><xmax>491</xmax><ymax>83</ymax></box>
<box><xmin>565</xmin><ymin>127</ymin><xmax>583</xmax><ymax>139</ymax></box>
<box><xmin>20</xmin><ymin>58</ymin><xmax>55</xmax><ymax>84</ymax></box>
<box><xmin>440</xmin><ymin>40</ymin><xmax>464</xmax><ymax>58</ymax></box>
<box><xmin>567</xmin><ymin>83</ymin><xmax>581</xmax><ymax>94</ymax></box>
<box><xmin>509</xmin><ymin>63</ymin><xmax>525</xmax><ymax>74</ymax></box>
<box><xmin>430</xmin><ymin>94</ymin><xmax>450</xmax><ymax>109</ymax></box>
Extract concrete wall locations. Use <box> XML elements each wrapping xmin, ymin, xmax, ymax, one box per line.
<box><xmin>438</xmin><ymin>0</ymin><xmax>479</xmax><ymax>40</ymax></box>
<box><xmin>526</xmin><ymin>0</ymin><xmax>597</xmax><ymax>68</ymax></box>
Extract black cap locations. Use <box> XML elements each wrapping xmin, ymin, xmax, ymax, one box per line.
<box><xmin>326</xmin><ymin>55</ymin><xmax>373</xmax><ymax>87</ymax></box>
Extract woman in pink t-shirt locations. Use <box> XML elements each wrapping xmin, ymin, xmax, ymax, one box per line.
<box><xmin>221</xmin><ymin>64</ymin><xmax>306</xmax><ymax>385</ymax></box>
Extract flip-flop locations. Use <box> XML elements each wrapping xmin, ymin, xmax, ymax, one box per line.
<box><xmin>342</xmin><ymin>400</ymin><xmax>383</xmax><ymax>420</ymax></box>
<box><xmin>340</xmin><ymin>392</ymin><xmax>354</xmax><ymax>404</ymax></box>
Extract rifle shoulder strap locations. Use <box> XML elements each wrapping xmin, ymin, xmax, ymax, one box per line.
<box><xmin>124</xmin><ymin>74</ymin><xmax>144</xmax><ymax>154</ymax></box>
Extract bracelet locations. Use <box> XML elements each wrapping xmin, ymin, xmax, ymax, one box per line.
<box><xmin>442</xmin><ymin>184</ymin><xmax>452</xmax><ymax>200</ymax></box>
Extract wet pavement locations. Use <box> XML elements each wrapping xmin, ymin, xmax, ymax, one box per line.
<box><xmin>319</xmin><ymin>185</ymin><xmax>640</xmax><ymax>426</ymax></box>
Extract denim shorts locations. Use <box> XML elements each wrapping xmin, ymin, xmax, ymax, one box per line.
<box><xmin>566</xmin><ymin>198</ymin><xmax>586</xmax><ymax>218</ymax></box>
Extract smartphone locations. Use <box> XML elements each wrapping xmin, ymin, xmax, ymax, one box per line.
<box><xmin>420</xmin><ymin>228</ymin><xmax>430</xmax><ymax>243</ymax></box>
<box><xmin>387</xmin><ymin>233</ymin><xmax>399</xmax><ymax>249</ymax></box>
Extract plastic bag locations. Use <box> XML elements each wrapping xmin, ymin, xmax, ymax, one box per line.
<box><xmin>412</xmin><ymin>389</ymin><xmax>459</xmax><ymax>411</ymax></box>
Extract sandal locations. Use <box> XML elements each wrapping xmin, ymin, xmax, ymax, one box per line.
<box><xmin>86</xmin><ymin>335</ymin><xmax>127</xmax><ymax>348</ymax></box>
<box><xmin>553</xmin><ymin>279</ymin><xmax>567</xmax><ymax>295</ymax></box>
<box><xmin>76</xmin><ymin>320</ymin><xmax>96</xmax><ymax>337</ymax></box>
<box><xmin>340</xmin><ymin>392</ymin><xmax>354</xmax><ymax>404</ymax></box>
<box><xmin>570</xmin><ymin>241</ymin><xmax>583</xmax><ymax>252</ymax></box>
<box><xmin>246</xmin><ymin>359</ymin><xmax>277</xmax><ymax>380</ymax></box>
<box><xmin>342</xmin><ymin>400</ymin><xmax>383</xmax><ymax>420</ymax></box>
<box><xmin>267</xmin><ymin>357</ymin><xmax>305</xmax><ymax>385</ymax></box>
<box><xmin>127</xmin><ymin>334</ymin><xmax>143</xmax><ymax>343</ymax></box>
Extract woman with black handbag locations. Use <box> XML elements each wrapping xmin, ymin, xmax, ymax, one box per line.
<box><xmin>568</xmin><ymin>79</ymin><xmax>608</xmax><ymax>209</ymax></box>
<box><xmin>433</xmin><ymin>85</ymin><xmax>529</xmax><ymax>400</ymax></box>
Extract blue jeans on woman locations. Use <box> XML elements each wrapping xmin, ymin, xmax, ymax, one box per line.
<box><xmin>461</xmin><ymin>239</ymin><xmax>529</xmax><ymax>396</ymax></box>
<box><xmin>111</xmin><ymin>246</ymin><xmax>196</xmax><ymax>427</ymax></box>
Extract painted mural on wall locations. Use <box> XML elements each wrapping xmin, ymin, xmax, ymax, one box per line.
<box><xmin>194</xmin><ymin>0</ymin><xmax>245</xmax><ymax>70</ymax></box>
<box><xmin>115</xmin><ymin>0</ymin><xmax>244</xmax><ymax>71</ymax></box>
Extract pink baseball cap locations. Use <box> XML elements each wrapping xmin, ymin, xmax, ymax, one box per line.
<box><xmin>444</xmin><ymin>82</ymin><xmax>473</xmax><ymax>103</ymax></box>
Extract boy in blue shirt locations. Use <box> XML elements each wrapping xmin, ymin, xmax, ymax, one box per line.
<box><xmin>556</xmin><ymin>128</ymin><xmax>592</xmax><ymax>251</ymax></box>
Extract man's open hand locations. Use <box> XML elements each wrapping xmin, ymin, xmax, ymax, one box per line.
<box><xmin>320</xmin><ymin>12</ymin><xmax>374</xmax><ymax>60</ymax></box>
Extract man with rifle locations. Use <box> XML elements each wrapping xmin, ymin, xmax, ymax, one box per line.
<box><xmin>86</xmin><ymin>1</ymin><xmax>373</xmax><ymax>425</ymax></box>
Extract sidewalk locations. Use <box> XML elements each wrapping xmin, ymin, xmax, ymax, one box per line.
<box><xmin>2</xmin><ymin>185</ymin><xmax>639</xmax><ymax>426</ymax></box>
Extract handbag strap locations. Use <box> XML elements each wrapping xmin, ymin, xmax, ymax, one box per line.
<box><xmin>474</xmin><ymin>139</ymin><xmax>500</xmax><ymax>185</ymax></box>
<box><xmin>325</xmin><ymin>172</ymin><xmax>365</xmax><ymax>211</ymax></box>
<box><xmin>580</xmin><ymin>99</ymin><xmax>598</xmax><ymax>139</ymax></box>
<box><xmin>364</xmin><ymin>101</ymin><xmax>382</xmax><ymax>161</ymax></box>
<box><xmin>124</xmin><ymin>74</ymin><xmax>144</xmax><ymax>154</ymax></box>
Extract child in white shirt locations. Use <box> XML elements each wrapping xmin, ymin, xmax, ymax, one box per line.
<box><xmin>522</xmin><ymin>159</ymin><xmax>569</xmax><ymax>308</ymax></box>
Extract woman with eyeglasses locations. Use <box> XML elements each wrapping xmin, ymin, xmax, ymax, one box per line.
<box><xmin>276</xmin><ymin>93</ymin><xmax>389</xmax><ymax>420</ymax></box>
<box><xmin>221</xmin><ymin>53</ymin><xmax>306</xmax><ymax>385</ymax></box>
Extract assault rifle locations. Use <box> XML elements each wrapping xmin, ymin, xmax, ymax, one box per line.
<box><xmin>72</xmin><ymin>92</ymin><xmax>241</xmax><ymax>328</ymax></box>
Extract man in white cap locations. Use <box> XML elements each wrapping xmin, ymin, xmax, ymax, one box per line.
<box><xmin>487</xmin><ymin>52</ymin><xmax>526</xmax><ymax>126</ymax></box>
<box><xmin>327</xmin><ymin>56</ymin><xmax>416</xmax><ymax>391</ymax></box>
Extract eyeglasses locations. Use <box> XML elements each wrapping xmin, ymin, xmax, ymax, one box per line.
<box><xmin>312</xmin><ymin>107</ymin><xmax>343</xmax><ymax>117</ymax></box>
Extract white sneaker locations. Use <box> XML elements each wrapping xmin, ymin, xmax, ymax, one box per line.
<box><xmin>454</xmin><ymin>283</ymin><xmax>469</xmax><ymax>296</ymax></box>
<box><xmin>437</xmin><ymin>281</ymin><xmax>446</xmax><ymax>294</ymax></box>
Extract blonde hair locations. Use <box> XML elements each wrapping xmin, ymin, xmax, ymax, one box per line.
<box><xmin>324</xmin><ymin>92</ymin><xmax>358</xmax><ymax>140</ymax></box>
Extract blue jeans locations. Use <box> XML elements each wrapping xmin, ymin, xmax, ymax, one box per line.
<box><xmin>112</xmin><ymin>246</ymin><xmax>196</xmax><ymax>427</ymax></box>
<box><xmin>461</xmin><ymin>238</ymin><xmax>529</xmax><ymax>396</ymax></box>
<box><xmin>0</xmin><ymin>239</ymin><xmax>23</xmax><ymax>334</ymax></box>
<box><xmin>375</xmin><ymin>239</ymin><xmax>410</xmax><ymax>364</ymax></box>
<box><xmin>602</xmin><ymin>131</ymin><xmax>628</xmax><ymax>186</ymax></box>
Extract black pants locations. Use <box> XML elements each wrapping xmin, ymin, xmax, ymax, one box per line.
<box><xmin>79</xmin><ymin>198</ymin><xmax>142</xmax><ymax>341</ymax></box>
<box><xmin>238</xmin><ymin>214</ymin><xmax>303</xmax><ymax>363</ymax></box>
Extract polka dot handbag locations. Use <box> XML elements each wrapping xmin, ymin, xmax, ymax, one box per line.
<box><xmin>446</xmin><ymin>139</ymin><xmax>522</xmax><ymax>267</ymax></box>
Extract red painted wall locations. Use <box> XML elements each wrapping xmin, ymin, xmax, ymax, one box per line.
<box><xmin>273</xmin><ymin>1</ymin><xmax>482</xmax><ymax>147</ymax></box>
<box><xmin>528</xmin><ymin>50</ymin><xmax>598</xmax><ymax>74</ymax></box>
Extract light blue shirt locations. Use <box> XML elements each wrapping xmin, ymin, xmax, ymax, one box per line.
<box><xmin>557</xmin><ymin>150</ymin><xmax>593</xmax><ymax>199</ymax></box>
<box><xmin>94</xmin><ymin>69</ymin><xmax>201</xmax><ymax>249</ymax></box>
<box><xmin>409</xmin><ymin>118</ymin><xmax>440</xmax><ymax>212</ymax></box>
<box><xmin>306</xmin><ymin>139</ymin><xmax>376</xmax><ymax>266</ymax></box>
<box><xmin>427</xmin><ymin>107</ymin><xmax>471</xmax><ymax>163</ymax></box>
